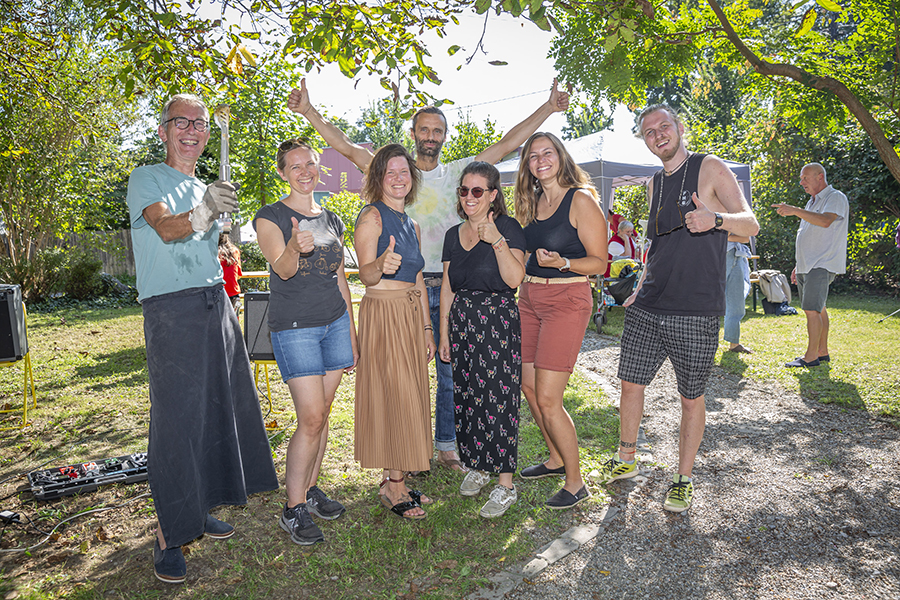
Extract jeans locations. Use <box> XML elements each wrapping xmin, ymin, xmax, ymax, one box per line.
<box><xmin>724</xmin><ymin>245</ymin><xmax>750</xmax><ymax>344</ymax></box>
<box><xmin>427</xmin><ymin>284</ymin><xmax>456</xmax><ymax>451</ymax></box>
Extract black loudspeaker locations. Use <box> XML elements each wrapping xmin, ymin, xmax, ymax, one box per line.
<box><xmin>243</xmin><ymin>292</ymin><xmax>274</xmax><ymax>361</ymax></box>
<box><xmin>0</xmin><ymin>284</ymin><xmax>27</xmax><ymax>362</ymax></box>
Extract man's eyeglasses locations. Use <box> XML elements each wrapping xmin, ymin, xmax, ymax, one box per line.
<box><xmin>163</xmin><ymin>117</ymin><xmax>210</xmax><ymax>132</ymax></box>
<box><xmin>457</xmin><ymin>186</ymin><xmax>491</xmax><ymax>198</ymax></box>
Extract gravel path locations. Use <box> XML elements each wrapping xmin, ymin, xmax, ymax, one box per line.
<box><xmin>482</xmin><ymin>329</ymin><xmax>900</xmax><ymax>600</ymax></box>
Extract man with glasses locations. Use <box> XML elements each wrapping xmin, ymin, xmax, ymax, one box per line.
<box><xmin>288</xmin><ymin>79</ymin><xmax>569</xmax><ymax>474</ymax></box>
<box><xmin>595</xmin><ymin>104</ymin><xmax>759</xmax><ymax>513</ymax></box>
<box><xmin>772</xmin><ymin>163</ymin><xmax>848</xmax><ymax>368</ymax></box>
<box><xmin>127</xmin><ymin>94</ymin><xmax>278</xmax><ymax>583</ymax></box>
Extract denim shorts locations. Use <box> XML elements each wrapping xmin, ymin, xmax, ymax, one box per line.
<box><xmin>270</xmin><ymin>311</ymin><xmax>354</xmax><ymax>380</ymax></box>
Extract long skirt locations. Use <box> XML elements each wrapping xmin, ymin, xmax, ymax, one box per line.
<box><xmin>143</xmin><ymin>285</ymin><xmax>278</xmax><ymax>548</ymax></box>
<box><xmin>449</xmin><ymin>289</ymin><xmax>521</xmax><ymax>474</ymax></box>
<box><xmin>354</xmin><ymin>286</ymin><xmax>432</xmax><ymax>472</ymax></box>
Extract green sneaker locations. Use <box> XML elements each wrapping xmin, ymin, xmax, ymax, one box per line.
<box><xmin>663</xmin><ymin>474</ymin><xmax>693</xmax><ymax>513</ymax></box>
<box><xmin>595</xmin><ymin>456</ymin><xmax>637</xmax><ymax>483</ymax></box>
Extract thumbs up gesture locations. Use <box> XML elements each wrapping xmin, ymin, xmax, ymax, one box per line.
<box><xmin>376</xmin><ymin>235</ymin><xmax>402</xmax><ymax>275</ymax></box>
<box><xmin>477</xmin><ymin>211</ymin><xmax>502</xmax><ymax>245</ymax></box>
<box><xmin>289</xmin><ymin>217</ymin><xmax>316</xmax><ymax>257</ymax></box>
<box><xmin>684</xmin><ymin>192</ymin><xmax>716</xmax><ymax>233</ymax></box>
<box><xmin>287</xmin><ymin>78</ymin><xmax>312</xmax><ymax>117</ymax></box>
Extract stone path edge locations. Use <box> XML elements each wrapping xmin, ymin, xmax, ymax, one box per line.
<box><xmin>465</xmin><ymin>364</ymin><xmax>646</xmax><ymax>600</ymax></box>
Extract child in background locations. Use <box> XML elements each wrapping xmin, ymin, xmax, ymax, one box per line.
<box><xmin>218</xmin><ymin>233</ymin><xmax>242</xmax><ymax>311</ymax></box>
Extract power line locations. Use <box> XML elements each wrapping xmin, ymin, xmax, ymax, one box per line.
<box><xmin>442</xmin><ymin>88</ymin><xmax>547</xmax><ymax>113</ymax></box>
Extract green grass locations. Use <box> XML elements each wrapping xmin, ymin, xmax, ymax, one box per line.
<box><xmin>0</xmin><ymin>305</ymin><xmax>618</xmax><ymax>600</ymax></box>
<box><xmin>716</xmin><ymin>293</ymin><xmax>900</xmax><ymax>421</ymax></box>
<box><xmin>592</xmin><ymin>291</ymin><xmax>900</xmax><ymax>422</ymax></box>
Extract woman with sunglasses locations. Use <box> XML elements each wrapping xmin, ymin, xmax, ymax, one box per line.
<box><xmin>437</xmin><ymin>162</ymin><xmax>526</xmax><ymax>518</ymax></box>
<box><xmin>513</xmin><ymin>132</ymin><xmax>608</xmax><ymax>510</ymax></box>
<box><xmin>253</xmin><ymin>138</ymin><xmax>358</xmax><ymax>545</ymax></box>
<box><xmin>354</xmin><ymin>144</ymin><xmax>436</xmax><ymax>520</ymax></box>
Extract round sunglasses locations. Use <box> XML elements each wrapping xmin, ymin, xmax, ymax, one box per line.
<box><xmin>456</xmin><ymin>186</ymin><xmax>493</xmax><ymax>198</ymax></box>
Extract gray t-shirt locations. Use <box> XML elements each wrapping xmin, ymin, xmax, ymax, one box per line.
<box><xmin>795</xmin><ymin>185</ymin><xmax>849</xmax><ymax>275</ymax></box>
<box><xmin>253</xmin><ymin>202</ymin><xmax>346</xmax><ymax>331</ymax></box>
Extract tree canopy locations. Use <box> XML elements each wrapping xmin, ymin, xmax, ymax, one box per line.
<box><xmin>547</xmin><ymin>0</ymin><xmax>900</xmax><ymax>184</ymax></box>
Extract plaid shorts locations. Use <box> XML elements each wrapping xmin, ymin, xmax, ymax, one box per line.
<box><xmin>617</xmin><ymin>306</ymin><xmax>720</xmax><ymax>400</ymax></box>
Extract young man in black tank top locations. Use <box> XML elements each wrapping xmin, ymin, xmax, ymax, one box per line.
<box><xmin>596</xmin><ymin>104</ymin><xmax>759</xmax><ymax>513</ymax></box>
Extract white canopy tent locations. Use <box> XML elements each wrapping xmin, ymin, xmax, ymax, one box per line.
<box><xmin>495</xmin><ymin>130</ymin><xmax>752</xmax><ymax>214</ymax></box>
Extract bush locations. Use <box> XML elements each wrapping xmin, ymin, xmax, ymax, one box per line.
<box><xmin>322</xmin><ymin>190</ymin><xmax>365</xmax><ymax>267</ymax></box>
<box><xmin>65</xmin><ymin>251</ymin><xmax>104</xmax><ymax>300</ymax></box>
<box><xmin>844</xmin><ymin>217</ymin><xmax>900</xmax><ymax>291</ymax></box>
<box><xmin>0</xmin><ymin>247</ymin><xmax>67</xmax><ymax>303</ymax></box>
<box><xmin>238</xmin><ymin>242</ymin><xmax>268</xmax><ymax>293</ymax></box>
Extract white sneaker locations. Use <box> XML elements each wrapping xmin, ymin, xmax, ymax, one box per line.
<box><xmin>480</xmin><ymin>484</ymin><xmax>517</xmax><ymax>518</ymax></box>
<box><xmin>459</xmin><ymin>470</ymin><xmax>491</xmax><ymax>497</ymax></box>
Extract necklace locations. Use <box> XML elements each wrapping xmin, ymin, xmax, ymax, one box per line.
<box><xmin>384</xmin><ymin>202</ymin><xmax>408</xmax><ymax>224</ymax></box>
<box><xmin>663</xmin><ymin>152</ymin><xmax>691</xmax><ymax>176</ymax></box>
<box><xmin>655</xmin><ymin>154</ymin><xmax>691</xmax><ymax>236</ymax></box>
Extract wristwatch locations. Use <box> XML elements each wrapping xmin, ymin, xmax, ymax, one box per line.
<box><xmin>714</xmin><ymin>213</ymin><xmax>724</xmax><ymax>229</ymax></box>
<box><xmin>559</xmin><ymin>257</ymin><xmax>571</xmax><ymax>273</ymax></box>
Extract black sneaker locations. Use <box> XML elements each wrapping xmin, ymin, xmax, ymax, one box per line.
<box><xmin>306</xmin><ymin>485</ymin><xmax>346</xmax><ymax>520</ymax></box>
<box><xmin>280</xmin><ymin>503</ymin><xmax>324</xmax><ymax>545</ymax></box>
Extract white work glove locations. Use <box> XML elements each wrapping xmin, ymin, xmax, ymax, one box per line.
<box><xmin>189</xmin><ymin>181</ymin><xmax>239</xmax><ymax>233</ymax></box>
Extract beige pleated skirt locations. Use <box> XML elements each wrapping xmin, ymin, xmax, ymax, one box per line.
<box><xmin>354</xmin><ymin>286</ymin><xmax>432</xmax><ymax>472</ymax></box>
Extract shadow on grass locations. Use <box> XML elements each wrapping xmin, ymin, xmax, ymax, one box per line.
<box><xmin>791</xmin><ymin>363</ymin><xmax>865</xmax><ymax>411</ymax></box>
<box><xmin>719</xmin><ymin>350</ymin><xmax>750</xmax><ymax>378</ymax></box>
<box><xmin>73</xmin><ymin>348</ymin><xmax>148</xmax><ymax>391</ymax></box>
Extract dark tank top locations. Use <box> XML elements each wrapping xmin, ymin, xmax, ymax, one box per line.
<box><xmin>363</xmin><ymin>201</ymin><xmax>425</xmax><ymax>284</ymax></box>
<box><xmin>523</xmin><ymin>188</ymin><xmax>587</xmax><ymax>278</ymax></box>
<box><xmin>634</xmin><ymin>153</ymin><xmax>727</xmax><ymax>316</ymax></box>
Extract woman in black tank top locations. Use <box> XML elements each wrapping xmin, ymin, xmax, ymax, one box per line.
<box><xmin>512</xmin><ymin>132</ymin><xmax>608</xmax><ymax>509</ymax></box>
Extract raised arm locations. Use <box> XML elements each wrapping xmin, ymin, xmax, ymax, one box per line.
<box><xmin>771</xmin><ymin>203</ymin><xmax>839</xmax><ymax>228</ymax></box>
<box><xmin>475</xmin><ymin>79</ymin><xmax>570</xmax><ymax>165</ymax></box>
<box><xmin>288</xmin><ymin>78</ymin><xmax>374</xmax><ymax>172</ymax></box>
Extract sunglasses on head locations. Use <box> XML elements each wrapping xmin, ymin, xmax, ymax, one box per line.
<box><xmin>457</xmin><ymin>186</ymin><xmax>491</xmax><ymax>198</ymax></box>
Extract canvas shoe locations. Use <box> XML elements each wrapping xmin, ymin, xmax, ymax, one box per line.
<box><xmin>663</xmin><ymin>474</ymin><xmax>693</xmax><ymax>513</ymax></box>
<box><xmin>153</xmin><ymin>539</ymin><xmax>186</xmax><ymax>584</ymax></box>
<box><xmin>306</xmin><ymin>485</ymin><xmax>346</xmax><ymax>520</ymax></box>
<box><xmin>545</xmin><ymin>485</ymin><xmax>590</xmax><ymax>510</ymax></box>
<box><xmin>459</xmin><ymin>470</ymin><xmax>491</xmax><ymax>497</ymax></box>
<box><xmin>479</xmin><ymin>484</ymin><xmax>517</xmax><ymax>518</ymax></box>
<box><xmin>595</xmin><ymin>456</ymin><xmax>638</xmax><ymax>483</ymax></box>
<box><xmin>204</xmin><ymin>514</ymin><xmax>235</xmax><ymax>539</ymax></box>
<box><xmin>280</xmin><ymin>503</ymin><xmax>324</xmax><ymax>545</ymax></box>
<box><xmin>519</xmin><ymin>463</ymin><xmax>565</xmax><ymax>479</ymax></box>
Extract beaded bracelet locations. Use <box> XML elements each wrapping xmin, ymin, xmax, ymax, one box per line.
<box><xmin>491</xmin><ymin>236</ymin><xmax>506</xmax><ymax>249</ymax></box>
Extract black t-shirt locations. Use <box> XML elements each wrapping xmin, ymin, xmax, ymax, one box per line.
<box><xmin>441</xmin><ymin>214</ymin><xmax>526</xmax><ymax>292</ymax></box>
<box><xmin>253</xmin><ymin>202</ymin><xmax>347</xmax><ymax>331</ymax></box>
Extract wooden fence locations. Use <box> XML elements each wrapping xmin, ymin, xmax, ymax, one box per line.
<box><xmin>58</xmin><ymin>230</ymin><xmax>135</xmax><ymax>277</ymax></box>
